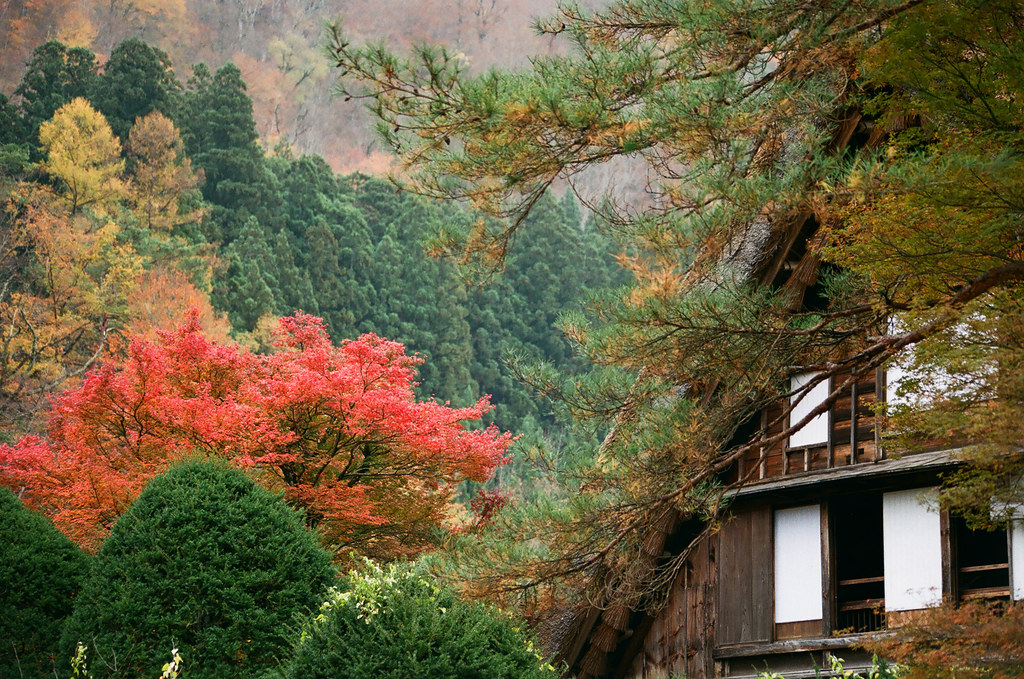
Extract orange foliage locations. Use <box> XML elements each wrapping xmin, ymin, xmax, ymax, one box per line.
<box><xmin>123</xmin><ymin>266</ymin><xmax>230</xmax><ymax>342</ymax></box>
<box><xmin>126</xmin><ymin>111</ymin><xmax>204</xmax><ymax>231</ymax></box>
<box><xmin>863</xmin><ymin>601</ymin><xmax>1024</xmax><ymax>679</ymax></box>
<box><xmin>0</xmin><ymin>189</ymin><xmax>139</xmax><ymax>429</ymax></box>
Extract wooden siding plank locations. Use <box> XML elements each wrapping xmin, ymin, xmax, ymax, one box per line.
<box><xmin>717</xmin><ymin>506</ymin><xmax>773</xmax><ymax>645</ymax></box>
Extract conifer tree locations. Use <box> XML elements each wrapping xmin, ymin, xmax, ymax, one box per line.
<box><xmin>38</xmin><ymin>97</ymin><xmax>125</xmax><ymax>214</ymax></box>
<box><xmin>125</xmin><ymin>111</ymin><xmax>203</xmax><ymax>231</ymax></box>
<box><xmin>280</xmin><ymin>562</ymin><xmax>556</xmax><ymax>679</ymax></box>
<box><xmin>14</xmin><ymin>41</ymin><xmax>98</xmax><ymax>150</ymax></box>
<box><xmin>329</xmin><ymin>0</ymin><xmax>1024</xmax><ymax>612</ymax></box>
<box><xmin>90</xmin><ymin>38</ymin><xmax>178</xmax><ymax>141</ymax></box>
<box><xmin>60</xmin><ymin>461</ymin><xmax>335</xmax><ymax>679</ymax></box>
<box><xmin>176</xmin><ymin>62</ymin><xmax>266</xmax><ymax>242</ymax></box>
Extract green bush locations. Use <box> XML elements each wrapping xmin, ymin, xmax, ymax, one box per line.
<box><xmin>60</xmin><ymin>461</ymin><xmax>335</xmax><ymax>679</ymax></box>
<box><xmin>0</xmin><ymin>487</ymin><xmax>90</xmax><ymax>679</ymax></box>
<box><xmin>278</xmin><ymin>562</ymin><xmax>558</xmax><ymax>679</ymax></box>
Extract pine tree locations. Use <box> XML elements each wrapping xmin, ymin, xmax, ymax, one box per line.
<box><xmin>329</xmin><ymin>0</ymin><xmax>1024</xmax><ymax>614</ymax></box>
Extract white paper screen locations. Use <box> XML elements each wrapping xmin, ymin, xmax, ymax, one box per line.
<box><xmin>1012</xmin><ymin>519</ymin><xmax>1024</xmax><ymax>600</ymax></box>
<box><xmin>774</xmin><ymin>504</ymin><xmax>823</xmax><ymax>623</ymax></box>
<box><xmin>789</xmin><ymin>372</ymin><xmax>829</xmax><ymax>447</ymax></box>
<box><xmin>883</xmin><ymin>488</ymin><xmax>943</xmax><ymax>611</ymax></box>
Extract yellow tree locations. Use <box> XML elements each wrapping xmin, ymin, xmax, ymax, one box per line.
<box><xmin>38</xmin><ymin>97</ymin><xmax>125</xmax><ymax>214</ymax></box>
<box><xmin>126</xmin><ymin>111</ymin><xmax>204</xmax><ymax>231</ymax></box>
<box><xmin>0</xmin><ymin>188</ymin><xmax>143</xmax><ymax>430</ymax></box>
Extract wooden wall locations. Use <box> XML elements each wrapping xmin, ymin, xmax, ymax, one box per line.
<box><xmin>731</xmin><ymin>369</ymin><xmax>882</xmax><ymax>485</ymax></box>
<box><xmin>624</xmin><ymin>529</ymin><xmax>719</xmax><ymax>678</ymax></box>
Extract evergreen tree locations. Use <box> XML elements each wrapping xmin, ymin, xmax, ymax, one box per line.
<box><xmin>0</xmin><ymin>488</ymin><xmax>90</xmax><ymax>679</ymax></box>
<box><xmin>328</xmin><ymin>0</ymin><xmax>1024</xmax><ymax>625</ymax></box>
<box><xmin>304</xmin><ymin>206</ymin><xmax>375</xmax><ymax>339</ymax></box>
<box><xmin>272</xmin><ymin>227</ymin><xmax>318</xmax><ymax>316</ymax></box>
<box><xmin>214</xmin><ymin>216</ymin><xmax>278</xmax><ymax>329</ymax></box>
<box><xmin>275</xmin><ymin>153</ymin><xmax>343</xmax><ymax>242</ymax></box>
<box><xmin>60</xmin><ymin>461</ymin><xmax>335</xmax><ymax>679</ymax></box>
<box><xmin>279</xmin><ymin>562</ymin><xmax>556</xmax><ymax>679</ymax></box>
<box><xmin>0</xmin><ymin>93</ymin><xmax>26</xmax><ymax>146</ymax></box>
<box><xmin>14</xmin><ymin>41</ymin><xmax>98</xmax><ymax>151</ymax></box>
<box><xmin>91</xmin><ymin>38</ymin><xmax>178</xmax><ymax>141</ymax></box>
<box><xmin>176</xmin><ymin>62</ymin><xmax>266</xmax><ymax>243</ymax></box>
<box><xmin>504</xmin><ymin>192</ymin><xmax>583</xmax><ymax>367</ymax></box>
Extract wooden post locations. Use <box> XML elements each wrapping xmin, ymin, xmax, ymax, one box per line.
<box><xmin>827</xmin><ymin>391</ymin><xmax>835</xmax><ymax>468</ymax></box>
<box><xmin>849</xmin><ymin>379</ymin><xmax>858</xmax><ymax>465</ymax></box>
<box><xmin>941</xmin><ymin>510</ymin><xmax>954</xmax><ymax>601</ymax></box>
<box><xmin>875</xmin><ymin>366</ymin><xmax>885</xmax><ymax>460</ymax></box>
<box><xmin>821</xmin><ymin>503</ymin><xmax>834</xmax><ymax>636</ymax></box>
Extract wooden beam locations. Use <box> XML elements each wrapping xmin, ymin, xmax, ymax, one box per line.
<box><xmin>712</xmin><ymin>633</ymin><xmax>874</xmax><ymax>659</ymax></box>
<box><xmin>875</xmin><ymin>366</ymin><xmax>885</xmax><ymax>460</ymax></box>
<box><xmin>728</xmin><ymin>449</ymin><xmax>960</xmax><ymax>498</ymax></box>
<box><xmin>827</xmin><ymin>395</ymin><xmax>835</xmax><ymax>468</ymax></box>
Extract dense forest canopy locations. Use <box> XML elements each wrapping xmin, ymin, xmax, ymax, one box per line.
<box><xmin>0</xmin><ymin>35</ymin><xmax>628</xmax><ymax>434</ymax></box>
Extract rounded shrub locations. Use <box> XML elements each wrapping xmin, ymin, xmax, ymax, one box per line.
<box><xmin>279</xmin><ymin>562</ymin><xmax>558</xmax><ymax>679</ymax></box>
<box><xmin>0</xmin><ymin>487</ymin><xmax>90</xmax><ymax>679</ymax></box>
<box><xmin>60</xmin><ymin>460</ymin><xmax>335</xmax><ymax>679</ymax></box>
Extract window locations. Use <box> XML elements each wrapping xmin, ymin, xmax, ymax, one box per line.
<box><xmin>717</xmin><ymin>490</ymin><xmax>1024</xmax><ymax>649</ymax></box>
<box><xmin>833</xmin><ymin>495</ymin><xmax>884</xmax><ymax>632</ymax></box>
<box><xmin>954</xmin><ymin>515</ymin><xmax>1010</xmax><ymax>600</ymax></box>
<box><xmin>789</xmin><ymin>372</ymin><xmax>829</xmax><ymax>448</ymax></box>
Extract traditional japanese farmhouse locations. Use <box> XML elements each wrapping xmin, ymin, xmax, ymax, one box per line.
<box><xmin>554</xmin><ymin>113</ymin><xmax>1022</xmax><ymax>679</ymax></box>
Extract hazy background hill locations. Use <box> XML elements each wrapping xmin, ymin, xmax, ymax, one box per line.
<box><xmin>1</xmin><ymin>0</ymin><xmax>579</xmax><ymax>173</ymax></box>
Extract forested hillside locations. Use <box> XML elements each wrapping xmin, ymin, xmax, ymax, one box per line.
<box><xmin>0</xmin><ymin>37</ymin><xmax>627</xmax><ymax>446</ymax></box>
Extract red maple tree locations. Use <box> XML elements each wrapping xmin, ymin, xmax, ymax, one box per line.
<box><xmin>0</xmin><ymin>311</ymin><xmax>513</xmax><ymax>555</ymax></box>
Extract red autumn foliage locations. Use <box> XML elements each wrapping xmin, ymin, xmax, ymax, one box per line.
<box><xmin>469</xmin><ymin>488</ymin><xmax>512</xmax><ymax>529</ymax></box>
<box><xmin>0</xmin><ymin>310</ymin><xmax>513</xmax><ymax>556</ymax></box>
